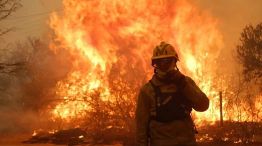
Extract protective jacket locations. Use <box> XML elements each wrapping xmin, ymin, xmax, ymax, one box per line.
<box><xmin>135</xmin><ymin>72</ymin><xmax>209</xmax><ymax>146</ymax></box>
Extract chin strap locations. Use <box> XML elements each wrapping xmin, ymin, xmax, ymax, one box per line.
<box><xmin>174</xmin><ymin>64</ymin><xmax>179</xmax><ymax>71</ymax></box>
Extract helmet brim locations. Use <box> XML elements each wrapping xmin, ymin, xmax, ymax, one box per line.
<box><xmin>151</xmin><ymin>55</ymin><xmax>178</xmax><ymax>60</ymax></box>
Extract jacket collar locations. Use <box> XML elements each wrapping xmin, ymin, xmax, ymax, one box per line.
<box><xmin>151</xmin><ymin>74</ymin><xmax>168</xmax><ymax>86</ymax></box>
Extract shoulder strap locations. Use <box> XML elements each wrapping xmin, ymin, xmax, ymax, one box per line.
<box><xmin>149</xmin><ymin>80</ymin><xmax>161</xmax><ymax>107</ymax></box>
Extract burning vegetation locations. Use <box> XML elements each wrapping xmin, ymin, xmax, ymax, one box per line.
<box><xmin>48</xmin><ymin>0</ymin><xmax>222</xmax><ymax>126</ymax></box>
<box><xmin>0</xmin><ymin>0</ymin><xmax>261</xmax><ymax>145</ymax></box>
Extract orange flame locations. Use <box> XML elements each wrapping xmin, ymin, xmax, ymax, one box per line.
<box><xmin>48</xmin><ymin>0</ymin><xmax>261</xmax><ymax>127</ymax></box>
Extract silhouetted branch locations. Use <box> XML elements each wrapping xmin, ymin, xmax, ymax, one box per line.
<box><xmin>0</xmin><ymin>0</ymin><xmax>22</xmax><ymax>36</ymax></box>
<box><xmin>0</xmin><ymin>62</ymin><xmax>25</xmax><ymax>74</ymax></box>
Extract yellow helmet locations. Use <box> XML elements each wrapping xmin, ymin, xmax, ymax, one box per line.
<box><xmin>152</xmin><ymin>41</ymin><xmax>179</xmax><ymax>61</ymax></box>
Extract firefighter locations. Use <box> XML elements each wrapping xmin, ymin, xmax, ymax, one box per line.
<box><xmin>135</xmin><ymin>41</ymin><xmax>209</xmax><ymax>146</ymax></box>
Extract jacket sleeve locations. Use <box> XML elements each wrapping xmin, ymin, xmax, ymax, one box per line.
<box><xmin>135</xmin><ymin>87</ymin><xmax>151</xmax><ymax>146</ymax></box>
<box><xmin>182</xmin><ymin>77</ymin><xmax>209</xmax><ymax>112</ymax></box>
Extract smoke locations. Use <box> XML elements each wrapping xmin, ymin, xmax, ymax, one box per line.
<box><xmin>1</xmin><ymin>0</ymin><xmax>261</xmax><ymax>135</ymax></box>
<box><xmin>190</xmin><ymin>0</ymin><xmax>262</xmax><ymax>73</ymax></box>
<box><xmin>0</xmin><ymin>38</ymin><xmax>72</xmax><ymax>134</ymax></box>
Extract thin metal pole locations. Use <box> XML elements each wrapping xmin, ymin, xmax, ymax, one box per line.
<box><xmin>219</xmin><ymin>91</ymin><xmax>223</xmax><ymax>126</ymax></box>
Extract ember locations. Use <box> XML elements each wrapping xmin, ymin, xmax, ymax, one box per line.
<box><xmin>49</xmin><ymin>0</ymin><xmax>223</xmax><ymax>125</ymax></box>
<box><xmin>1</xmin><ymin>0</ymin><xmax>261</xmax><ymax>145</ymax></box>
<box><xmin>46</xmin><ymin>0</ymin><xmax>261</xmax><ymax>128</ymax></box>
<box><xmin>23</xmin><ymin>128</ymin><xmax>88</xmax><ymax>145</ymax></box>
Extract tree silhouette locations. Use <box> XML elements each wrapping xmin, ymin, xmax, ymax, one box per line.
<box><xmin>0</xmin><ymin>0</ymin><xmax>22</xmax><ymax>73</ymax></box>
<box><xmin>237</xmin><ymin>23</ymin><xmax>262</xmax><ymax>82</ymax></box>
<box><xmin>0</xmin><ymin>0</ymin><xmax>22</xmax><ymax>36</ymax></box>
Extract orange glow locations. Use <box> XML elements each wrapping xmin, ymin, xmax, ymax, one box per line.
<box><xmin>47</xmin><ymin>0</ymin><xmax>261</xmax><ymax>127</ymax></box>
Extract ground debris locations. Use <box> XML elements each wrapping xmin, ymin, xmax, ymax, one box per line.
<box><xmin>196</xmin><ymin>121</ymin><xmax>262</xmax><ymax>144</ymax></box>
<box><xmin>22</xmin><ymin>128</ymin><xmax>89</xmax><ymax>146</ymax></box>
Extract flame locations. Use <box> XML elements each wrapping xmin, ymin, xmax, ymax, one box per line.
<box><xmin>79</xmin><ymin>135</ymin><xmax>84</xmax><ymax>139</ymax></box>
<box><xmin>32</xmin><ymin>130</ymin><xmax>37</xmax><ymax>136</ymax></box>
<box><xmin>47</xmin><ymin>0</ymin><xmax>261</xmax><ymax>128</ymax></box>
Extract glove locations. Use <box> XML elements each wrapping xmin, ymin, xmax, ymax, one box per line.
<box><xmin>168</xmin><ymin>70</ymin><xmax>187</xmax><ymax>89</ymax></box>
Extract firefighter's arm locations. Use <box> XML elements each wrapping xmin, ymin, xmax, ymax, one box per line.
<box><xmin>135</xmin><ymin>87</ymin><xmax>151</xmax><ymax>146</ymax></box>
<box><xmin>182</xmin><ymin>77</ymin><xmax>209</xmax><ymax>112</ymax></box>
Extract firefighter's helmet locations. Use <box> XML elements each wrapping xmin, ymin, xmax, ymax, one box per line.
<box><xmin>152</xmin><ymin>42</ymin><xmax>179</xmax><ymax>65</ymax></box>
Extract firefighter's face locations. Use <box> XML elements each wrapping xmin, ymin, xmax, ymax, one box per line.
<box><xmin>155</xmin><ymin>57</ymin><xmax>176</xmax><ymax>72</ymax></box>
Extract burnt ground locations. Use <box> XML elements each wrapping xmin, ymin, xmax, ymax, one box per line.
<box><xmin>198</xmin><ymin>142</ymin><xmax>261</xmax><ymax>146</ymax></box>
<box><xmin>0</xmin><ymin>134</ymin><xmax>261</xmax><ymax>146</ymax></box>
<box><xmin>1</xmin><ymin>121</ymin><xmax>262</xmax><ymax>146</ymax></box>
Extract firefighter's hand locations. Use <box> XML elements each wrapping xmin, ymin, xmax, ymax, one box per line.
<box><xmin>169</xmin><ymin>70</ymin><xmax>186</xmax><ymax>88</ymax></box>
